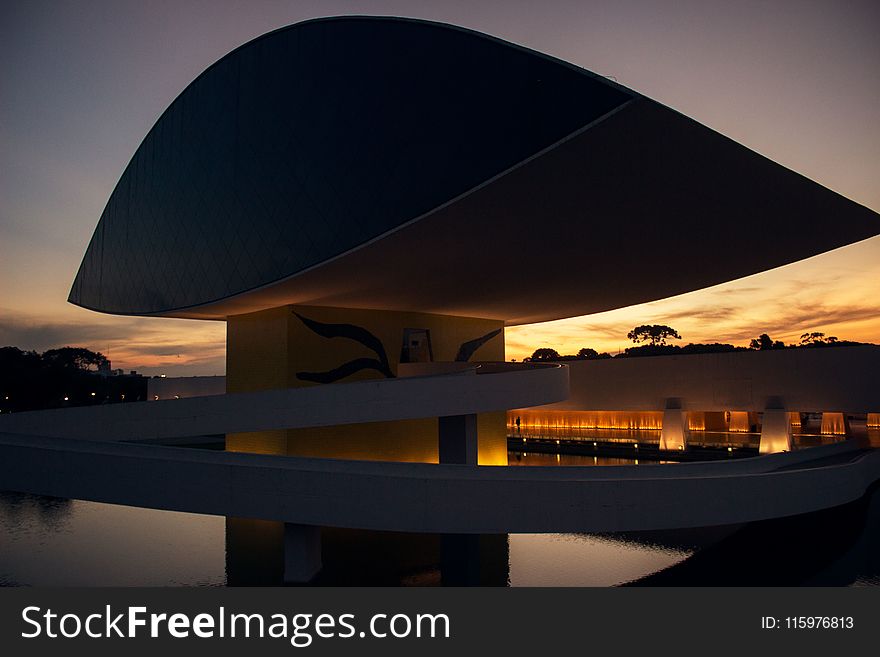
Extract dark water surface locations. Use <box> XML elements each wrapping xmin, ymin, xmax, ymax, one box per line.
<box><xmin>2</xmin><ymin>453</ymin><xmax>878</xmax><ymax>587</ymax></box>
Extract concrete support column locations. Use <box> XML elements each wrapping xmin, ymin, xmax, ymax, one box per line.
<box><xmin>441</xmin><ymin>534</ymin><xmax>482</xmax><ymax>585</ymax></box>
<box><xmin>439</xmin><ymin>414</ymin><xmax>478</xmax><ymax>465</ymax></box>
<box><xmin>760</xmin><ymin>406</ymin><xmax>793</xmax><ymax>454</ymax></box>
<box><xmin>660</xmin><ymin>399</ymin><xmax>686</xmax><ymax>451</ymax></box>
<box><xmin>441</xmin><ymin>534</ymin><xmax>509</xmax><ymax>586</ymax></box>
<box><xmin>283</xmin><ymin>523</ymin><xmax>322</xmax><ymax>584</ymax></box>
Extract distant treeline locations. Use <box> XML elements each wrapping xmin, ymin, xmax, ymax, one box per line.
<box><xmin>0</xmin><ymin>346</ymin><xmax>147</xmax><ymax>413</ymax></box>
<box><xmin>523</xmin><ymin>327</ymin><xmax>870</xmax><ymax>362</ymax></box>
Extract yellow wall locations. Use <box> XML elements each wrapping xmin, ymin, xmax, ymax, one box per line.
<box><xmin>226</xmin><ymin>304</ymin><xmax>507</xmax><ymax>464</ymax></box>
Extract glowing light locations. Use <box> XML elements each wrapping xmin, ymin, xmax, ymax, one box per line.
<box><xmin>63</xmin><ymin>396</ymin><xmax>68</xmax><ymax>401</ymax></box>
<box><xmin>869</xmin><ymin>413</ymin><xmax>880</xmax><ymax>428</ymax></box>
<box><xmin>759</xmin><ymin>409</ymin><xmax>793</xmax><ymax>454</ymax></box>
<box><xmin>687</xmin><ymin>412</ymin><xmax>706</xmax><ymax>431</ymax></box>
<box><xmin>820</xmin><ymin>412</ymin><xmax>847</xmax><ymax>435</ymax></box>
<box><xmin>90</xmin><ymin>392</ymin><xmax>96</xmax><ymax>396</ymax></box>
<box><xmin>508</xmin><ymin>410</ymin><xmax>663</xmax><ymax>431</ymax></box>
<box><xmin>727</xmin><ymin>447</ymin><xmax>733</xmax><ymax>452</ymax></box>
<box><xmin>728</xmin><ymin>411</ymin><xmax>751</xmax><ymax>432</ymax></box>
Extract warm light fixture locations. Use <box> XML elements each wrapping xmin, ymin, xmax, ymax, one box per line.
<box><xmin>63</xmin><ymin>396</ymin><xmax>69</xmax><ymax>401</ymax></box>
<box><xmin>90</xmin><ymin>392</ymin><xmax>96</xmax><ymax>396</ymax></box>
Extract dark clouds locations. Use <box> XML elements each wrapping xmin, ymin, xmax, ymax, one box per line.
<box><xmin>0</xmin><ymin>310</ymin><xmax>225</xmax><ymax>375</ymax></box>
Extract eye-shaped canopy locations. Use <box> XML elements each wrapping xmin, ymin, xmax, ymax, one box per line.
<box><xmin>69</xmin><ymin>16</ymin><xmax>878</xmax><ymax>323</ymax></box>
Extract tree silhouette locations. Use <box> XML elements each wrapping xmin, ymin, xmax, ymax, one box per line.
<box><xmin>627</xmin><ymin>325</ymin><xmax>681</xmax><ymax>346</ymax></box>
<box><xmin>799</xmin><ymin>331</ymin><xmax>825</xmax><ymax>345</ymax></box>
<box><xmin>749</xmin><ymin>333</ymin><xmax>785</xmax><ymax>350</ymax></box>
<box><xmin>529</xmin><ymin>348</ymin><xmax>560</xmax><ymax>361</ymax></box>
<box><xmin>576</xmin><ymin>347</ymin><xmax>598</xmax><ymax>359</ymax></box>
<box><xmin>799</xmin><ymin>332</ymin><xmax>841</xmax><ymax>347</ymax></box>
<box><xmin>41</xmin><ymin>347</ymin><xmax>108</xmax><ymax>371</ymax></box>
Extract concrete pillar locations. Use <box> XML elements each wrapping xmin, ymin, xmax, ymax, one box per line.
<box><xmin>441</xmin><ymin>534</ymin><xmax>482</xmax><ymax>585</ymax></box>
<box><xmin>225</xmin><ymin>517</ymin><xmax>284</xmax><ymax>586</ymax></box>
<box><xmin>759</xmin><ymin>408</ymin><xmax>793</xmax><ymax>454</ymax></box>
<box><xmin>283</xmin><ymin>523</ymin><xmax>322</xmax><ymax>584</ymax></box>
<box><xmin>441</xmin><ymin>534</ymin><xmax>509</xmax><ymax>586</ymax></box>
<box><xmin>439</xmin><ymin>414</ymin><xmax>478</xmax><ymax>465</ymax></box>
<box><xmin>659</xmin><ymin>399</ymin><xmax>686</xmax><ymax>451</ymax></box>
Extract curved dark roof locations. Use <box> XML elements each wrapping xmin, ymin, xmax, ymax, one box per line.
<box><xmin>70</xmin><ymin>16</ymin><xmax>879</xmax><ymax>322</ymax></box>
<box><xmin>69</xmin><ymin>16</ymin><xmax>632</xmax><ymax>315</ymax></box>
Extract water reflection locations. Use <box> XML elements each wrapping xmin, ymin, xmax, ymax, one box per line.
<box><xmin>0</xmin><ymin>492</ymin><xmax>224</xmax><ymax>586</ymax></box>
<box><xmin>509</xmin><ymin>452</ymin><xmax>676</xmax><ymax>466</ymax></box>
<box><xmin>508</xmin><ymin>534</ymin><xmax>692</xmax><ymax>586</ymax></box>
<box><xmin>509</xmin><ymin>424</ymin><xmax>853</xmax><ymax>450</ymax></box>
<box><xmin>624</xmin><ymin>483</ymin><xmax>880</xmax><ymax>586</ymax></box>
<box><xmin>2</xmin><ymin>476</ymin><xmax>878</xmax><ymax>587</ymax></box>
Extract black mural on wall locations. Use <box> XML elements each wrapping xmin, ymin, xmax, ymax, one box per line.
<box><xmin>293</xmin><ymin>312</ymin><xmax>395</xmax><ymax>384</ymax></box>
<box><xmin>455</xmin><ymin>328</ymin><xmax>502</xmax><ymax>362</ymax></box>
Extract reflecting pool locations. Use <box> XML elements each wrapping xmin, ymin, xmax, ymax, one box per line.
<box><xmin>3</xmin><ymin>475</ymin><xmax>878</xmax><ymax>586</ymax></box>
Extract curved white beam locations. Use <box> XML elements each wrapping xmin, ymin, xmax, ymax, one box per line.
<box><xmin>0</xmin><ymin>362</ymin><xmax>568</xmax><ymax>442</ymax></box>
<box><xmin>0</xmin><ymin>433</ymin><xmax>874</xmax><ymax>533</ymax></box>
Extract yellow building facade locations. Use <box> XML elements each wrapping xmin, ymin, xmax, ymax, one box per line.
<box><xmin>226</xmin><ymin>304</ymin><xmax>507</xmax><ymax>465</ymax></box>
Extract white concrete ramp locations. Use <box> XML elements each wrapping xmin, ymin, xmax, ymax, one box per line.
<box><xmin>0</xmin><ymin>431</ymin><xmax>875</xmax><ymax>534</ymax></box>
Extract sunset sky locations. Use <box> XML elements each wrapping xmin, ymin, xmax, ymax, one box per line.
<box><xmin>2</xmin><ymin>0</ymin><xmax>878</xmax><ymax>375</ymax></box>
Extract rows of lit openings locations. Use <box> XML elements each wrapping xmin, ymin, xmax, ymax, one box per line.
<box><xmin>506</xmin><ymin>410</ymin><xmax>878</xmax><ymax>435</ymax></box>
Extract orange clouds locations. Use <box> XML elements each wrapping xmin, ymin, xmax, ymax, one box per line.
<box><xmin>3</xmin><ymin>238</ymin><xmax>877</xmax><ymax>376</ymax></box>
<box><xmin>506</xmin><ymin>236</ymin><xmax>880</xmax><ymax>360</ymax></box>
